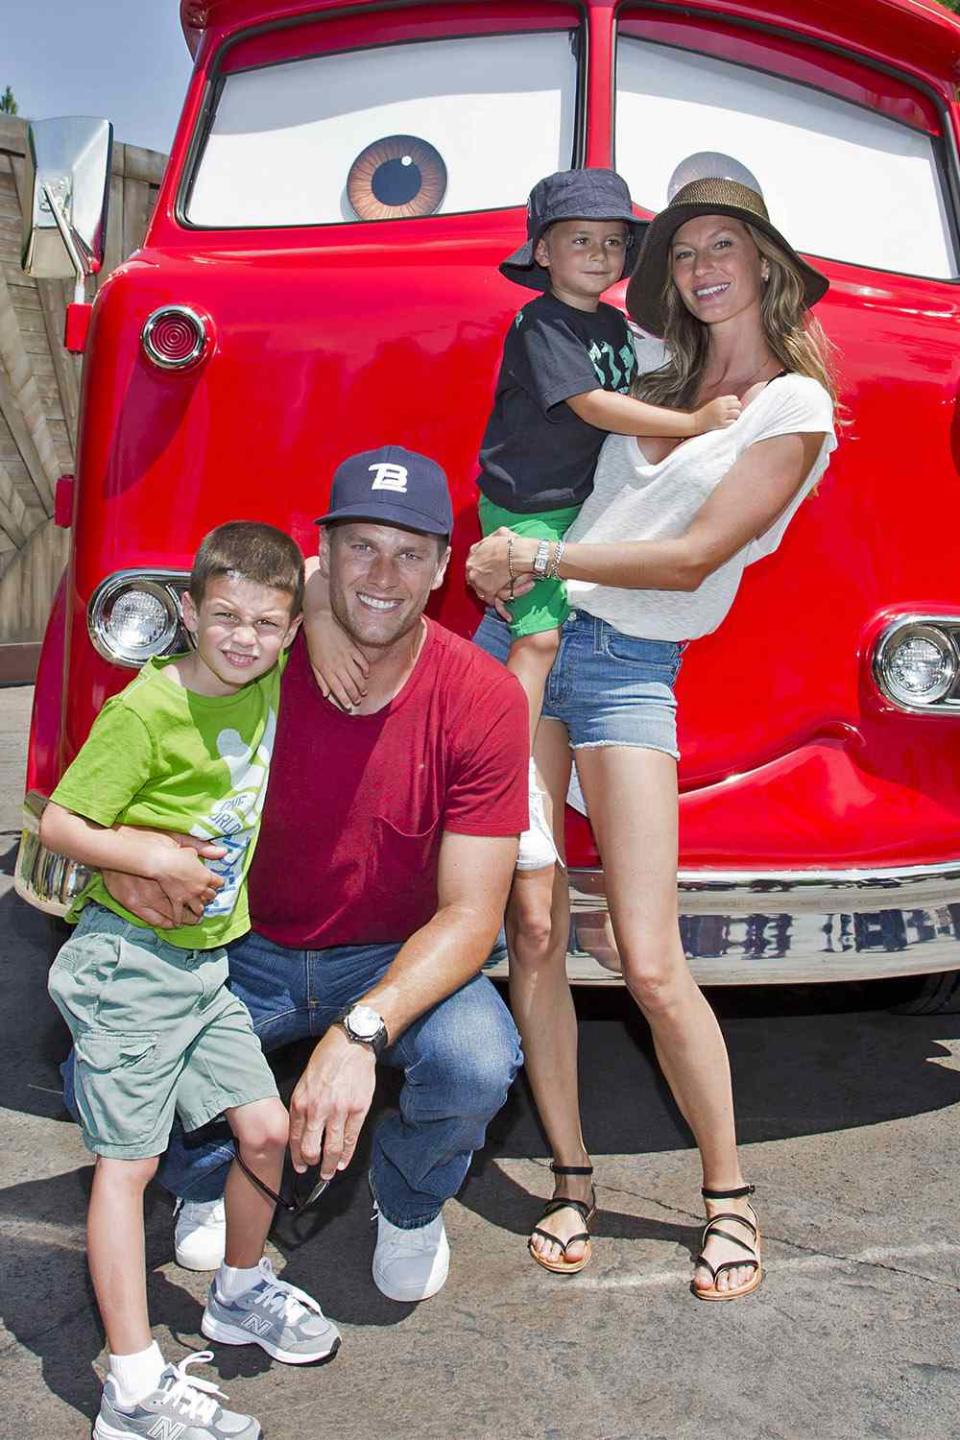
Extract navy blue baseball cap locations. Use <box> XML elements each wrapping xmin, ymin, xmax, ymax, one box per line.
<box><xmin>315</xmin><ymin>445</ymin><xmax>453</xmax><ymax>537</ymax></box>
<box><xmin>500</xmin><ymin>168</ymin><xmax>646</xmax><ymax>292</ymax></box>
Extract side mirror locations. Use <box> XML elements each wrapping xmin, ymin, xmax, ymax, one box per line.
<box><xmin>21</xmin><ymin>117</ymin><xmax>113</xmax><ymax>298</ymax></box>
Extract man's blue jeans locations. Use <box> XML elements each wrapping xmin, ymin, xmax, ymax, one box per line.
<box><xmin>63</xmin><ymin>930</ymin><xmax>521</xmax><ymax>1228</ymax></box>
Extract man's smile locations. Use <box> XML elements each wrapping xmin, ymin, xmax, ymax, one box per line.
<box><xmin>357</xmin><ymin>592</ymin><xmax>403</xmax><ymax>612</ymax></box>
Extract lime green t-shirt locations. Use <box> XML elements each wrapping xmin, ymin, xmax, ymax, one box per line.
<box><xmin>52</xmin><ymin>654</ymin><xmax>285</xmax><ymax>949</ymax></box>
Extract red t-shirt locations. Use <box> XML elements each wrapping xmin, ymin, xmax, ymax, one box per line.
<box><xmin>249</xmin><ymin>621</ymin><xmax>528</xmax><ymax>948</ymax></box>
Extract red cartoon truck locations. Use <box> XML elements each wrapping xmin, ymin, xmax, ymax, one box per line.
<box><xmin>15</xmin><ymin>0</ymin><xmax>960</xmax><ymax>1006</ymax></box>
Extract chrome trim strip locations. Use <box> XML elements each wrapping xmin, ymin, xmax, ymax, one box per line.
<box><xmin>553</xmin><ymin>863</ymin><xmax>960</xmax><ymax>985</ymax></box>
<box><xmin>571</xmin><ymin>860</ymin><xmax>960</xmax><ymax>914</ymax></box>
<box><xmin>17</xmin><ymin>800</ymin><xmax>960</xmax><ymax>986</ymax></box>
<box><xmin>141</xmin><ymin>305</ymin><xmax>207</xmax><ymax>370</ymax></box>
<box><xmin>14</xmin><ymin>792</ymin><xmax>90</xmax><ymax>916</ymax></box>
<box><xmin>872</xmin><ymin>612</ymin><xmax>960</xmax><ymax>714</ymax></box>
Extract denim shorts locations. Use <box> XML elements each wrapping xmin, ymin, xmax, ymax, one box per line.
<box><xmin>473</xmin><ymin>609</ymin><xmax>682</xmax><ymax>759</ymax></box>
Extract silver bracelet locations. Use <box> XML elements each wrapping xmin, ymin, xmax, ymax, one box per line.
<box><xmin>547</xmin><ymin>539</ymin><xmax>565</xmax><ymax>580</ymax></box>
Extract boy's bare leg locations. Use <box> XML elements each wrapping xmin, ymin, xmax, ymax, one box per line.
<box><xmin>506</xmin><ymin>629</ymin><xmax>561</xmax><ymax>750</ymax></box>
<box><xmin>222</xmin><ymin>1097</ymin><xmax>289</xmax><ymax>1266</ymax></box>
<box><xmin>203</xmin><ymin>1096</ymin><xmax>339</xmax><ymax>1367</ymax></box>
<box><xmin>87</xmin><ymin>1154</ymin><xmax>160</xmax><ymax>1354</ymax></box>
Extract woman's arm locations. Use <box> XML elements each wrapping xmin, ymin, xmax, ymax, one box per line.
<box><xmin>567</xmin><ymin>389</ymin><xmax>741</xmax><ymax>438</ymax></box>
<box><xmin>467</xmin><ymin>431</ymin><xmax>825</xmax><ymax>599</ymax></box>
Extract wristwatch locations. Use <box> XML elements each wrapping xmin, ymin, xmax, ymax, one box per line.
<box><xmin>335</xmin><ymin>1003</ymin><xmax>388</xmax><ymax>1057</ymax></box>
<box><xmin>532</xmin><ymin>538</ymin><xmax>552</xmax><ymax>578</ymax></box>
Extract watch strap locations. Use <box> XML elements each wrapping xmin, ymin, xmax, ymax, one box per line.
<box><xmin>335</xmin><ymin>1006</ymin><xmax>388</xmax><ymax>1058</ymax></box>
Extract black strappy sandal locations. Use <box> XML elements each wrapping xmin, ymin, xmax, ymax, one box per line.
<box><xmin>692</xmin><ymin>1183</ymin><xmax>763</xmax><ymax>1301</ymax></box>
<box><xmin>528</xmin><ymin>1162</ymin><xmax>596</xmax><ymax>1275</ymax></box>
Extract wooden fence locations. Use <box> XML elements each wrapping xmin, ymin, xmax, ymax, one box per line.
<box><xmin>0</xmin><ymin>116</ymin><xmax>167</xmax><ymax>680</ymax></box>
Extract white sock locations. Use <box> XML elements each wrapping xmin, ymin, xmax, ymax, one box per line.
<box><xmin>108</xmin><ymin>1342</ymin><xmax>165</xmax><ymax>1406</ymax></box>
<box><xmin>216</xmin><ymin>1260</ymin><xmax>263</xmax><ymax>1300</ymax></box>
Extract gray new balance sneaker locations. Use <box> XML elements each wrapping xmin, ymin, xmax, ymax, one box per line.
<box><xmin>201</xmin><ymin>1257</ymin><xmax>341</xmax><ymax>1365</ymax></box>
<box><xmin>93</xmin><ymin>1351</ymin><xmax>259</xmax><ymax>1440</ymax></box>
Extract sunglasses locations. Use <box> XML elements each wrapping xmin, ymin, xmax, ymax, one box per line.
<box><xmin>233</xmin><ymin>1142</ymin><xmax>330</xmax><ymax>1216</ymax></box>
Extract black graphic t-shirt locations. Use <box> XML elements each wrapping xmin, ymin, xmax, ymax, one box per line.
<box><xmin>478</xmin><ymin>292</ymin><xmax>638</xmax><ymax>514</ymax></box>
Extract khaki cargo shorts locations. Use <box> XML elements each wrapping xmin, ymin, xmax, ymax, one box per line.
<box><xmin>48</xmin><ymin>903</ymin><xmax>278</xmax><ymax>1160</ymax></box>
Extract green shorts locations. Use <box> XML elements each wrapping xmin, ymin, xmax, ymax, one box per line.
<box><xmin>48</xmin><ymin>904</ymin><xmax>278</xmax><ymax>1160</ymax></box>
<box><xmin>478</xmin><ymin>494</ymin><xmax>582</xmax><ymax>638</ymax></box>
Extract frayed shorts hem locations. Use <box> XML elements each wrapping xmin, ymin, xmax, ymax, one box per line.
<box><xmin>472</xmin><ymin>610</ymin><xmax>683</xmax><ymax>755</ymax></box>
<box><xmin>571</xmin><ymin>738</ymin><xmax>681</xmax><ymax>761</ymax></box>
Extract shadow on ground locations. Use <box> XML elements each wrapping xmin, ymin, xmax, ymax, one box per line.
<box><xmin>4</xmin><ymin>867</ymin><xmax>960</xmax><ymax>1421</ymax></box>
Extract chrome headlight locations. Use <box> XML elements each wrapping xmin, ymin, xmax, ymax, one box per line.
<box><xmin>89</xmin><ymin>570</ymin><xmax>191</xmax><ymax>667</ymax></box>
<box><xmin>873</xmin><ymin>617</ymin><xmax>960</xmax><ymax>712</ymax></box>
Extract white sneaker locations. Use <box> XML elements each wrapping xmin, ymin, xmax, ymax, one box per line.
<box><xmin>372</xmin><ymin>1208</ymin><xmax>450</xmax><ymax>1302</ymax></box>
<box><xmin>516</xmin><ymin>762</ymin><xmax>562</xmax><ymax>872</ymax></box>
<box><xmin>174</xmin><ymin>1197</ymin><xmax>226</xmax><ymax>1271</ymax></box>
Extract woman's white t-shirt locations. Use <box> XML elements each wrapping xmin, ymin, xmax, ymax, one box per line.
<box><xmin>564</xmin><ymin>369</ymin><xmax>836</xmax><ymax>641</ymax></box>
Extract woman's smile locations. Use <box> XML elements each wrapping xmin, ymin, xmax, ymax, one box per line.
<box><xmin>671</xmin><ymin>215</ymin><xmax>764</xmax><ymax>322</ymax></box>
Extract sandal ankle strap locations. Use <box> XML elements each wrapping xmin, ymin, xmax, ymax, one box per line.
<box><xmin>550</xmin><ymin>1162</ymin><xmax>594</xmax><ymax>1177</ymax></box>
<box><xmin>701</xmin><ymin>1183</ymin><xmax>755</xmax><ymax>1200</ymax></box>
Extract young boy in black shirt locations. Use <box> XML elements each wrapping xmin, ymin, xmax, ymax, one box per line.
<box><xmin>476</xmin><ymin>168</ymin><xmax>739</xmax><ymax>869</ymax></box>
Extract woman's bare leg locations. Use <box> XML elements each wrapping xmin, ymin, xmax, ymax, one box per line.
<box><xmin>575</xmin><ymin>745</ymin><xmax>756</xmax><ymax>1293</ymax></box>
<box><xmin>506</xmin><ymin>719</ymin><xmax>593</xmax><ymax>1265</ymax></box>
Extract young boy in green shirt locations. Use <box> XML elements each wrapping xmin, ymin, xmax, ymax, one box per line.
<box><xmin>42</xmin><ymin>522</ymin><xmax>338</xmax><ymax>1440</ymax></box>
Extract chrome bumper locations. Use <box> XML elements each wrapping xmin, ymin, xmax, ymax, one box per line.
<box><xmin>16</xmin><ymin>793</ymin><xmax>960</xmax><ymax>984</ymax></box>
<box><xmin>15</xmin><ymin>792</ymin><xmax>90</xmax><ymax>915</ymax></box>
<box><xmin>541</xmin><ymin>862</ymin><xmax>960</xmax><ymax>985</ymax></box>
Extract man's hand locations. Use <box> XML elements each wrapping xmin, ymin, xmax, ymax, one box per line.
<box><xmin>288</xmin><ymin>1028</ymin><xmax>377</xmax><ymax>1180</ymax></box>
<box><xmin>103</xmin><ymin>829</ymin><xmax>226</xmax><ymax>928</ymax></box>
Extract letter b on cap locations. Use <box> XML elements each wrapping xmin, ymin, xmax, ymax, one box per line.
<box><xmin>369</xmin><ymin>462</ymin><xmax>408</xmax><ymax>493</ymax></box>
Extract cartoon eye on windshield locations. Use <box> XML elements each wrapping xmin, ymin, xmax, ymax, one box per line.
<box><xmin>346</xmin><ymin>135</ymin><xmax>447</xmax><ymax>221</ymax></box>
<box><xmin>186</xmin><ymin>32</ymin><xmax>577</xmax><ymax>228</ymax></box>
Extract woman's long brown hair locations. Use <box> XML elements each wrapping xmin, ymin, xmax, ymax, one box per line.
<box><xmin>634</xmin><ymin>220</ymin><xmax>840</xmax><ymax>412</ymax></box>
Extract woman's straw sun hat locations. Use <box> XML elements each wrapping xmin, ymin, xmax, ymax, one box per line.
<box><xmin>626</xmin><ymin>152</ymin><xmax>829</xmax><ymax>336</ymax></box>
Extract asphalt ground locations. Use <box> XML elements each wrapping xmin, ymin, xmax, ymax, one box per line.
<box><xmin>1</xmin><ymin>683</ymin><xmax>959</xmax><ymax>1440</ymax></box>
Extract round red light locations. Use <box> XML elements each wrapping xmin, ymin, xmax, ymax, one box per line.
<box><xmin>141</xmin><ymin>306</ymin><xmax>208</xmax><ymax>370</ymax></box>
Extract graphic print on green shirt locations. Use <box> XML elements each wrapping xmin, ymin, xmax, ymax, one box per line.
<box><xmin>51</xmin><ymin>654</ymin><xmax>285</xmax><ymax>949</ymax></box>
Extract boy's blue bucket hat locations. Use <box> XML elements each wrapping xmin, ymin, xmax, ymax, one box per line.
<box><xmin>500</xmin><ymin>168</ymin><xmax>646</xmax><ymax>292</ymax></box>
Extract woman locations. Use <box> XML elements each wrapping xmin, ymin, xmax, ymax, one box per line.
<box><xmin>467</xmin><ymin>156</ymin><xmax>838</xmax><ymax>1300</ymax></box>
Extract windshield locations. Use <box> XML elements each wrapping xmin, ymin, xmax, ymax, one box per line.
<box><xmin>616</xmin><ymin>35</ymin><xmax>957</xmax><ymax>280</ymax></box>
<box><xmin>187</xmin><ymin>31</ymin><xmax>579</xmax><ymax>228</ymax></box>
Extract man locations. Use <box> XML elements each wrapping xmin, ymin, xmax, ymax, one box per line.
<box><xmin>79</xmin><ymin>446</ymin><xmax>528</xmax><ymax>1307</ymax></box>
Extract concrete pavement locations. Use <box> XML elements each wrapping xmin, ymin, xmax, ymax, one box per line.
<box><xmin>1</xmin><ymin>684</ymin><xmax>958</xmax><ymax>1440</ymax></box>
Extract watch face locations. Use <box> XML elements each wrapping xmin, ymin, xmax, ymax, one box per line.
<box><xmin>348</xmin><ymin>1005</ymin><xmax>382</xmax><ymax>1039</ymax></box>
